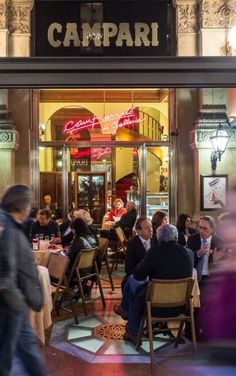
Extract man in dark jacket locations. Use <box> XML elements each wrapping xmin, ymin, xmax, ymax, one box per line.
<box><xmin>30</xmin><ymin>208</ymin><xmax>60</xmax><ymax>242</ymax></box>
<box><xmin>187</xmin><ymin>215</ymin><xmax>223</xmax><ymax>282</ymax></box>
<box><xmin>113</xmin><ymin>216</ymin><xmax>153</xmax><ymax>317</ymax></box>
<box><xmin>123</xmin><ymin>224</ymin><xmax>192</xmax><ymax>344</ymax></box>
<box><xmin>113</xmin><ymin>201</ymin><xmax>137</xmax><ymax>238</ymax></box>
<box><xmin>0</xmin><ymin>185</ymin><xmax>49</xmax><ymax>376</ymax></box>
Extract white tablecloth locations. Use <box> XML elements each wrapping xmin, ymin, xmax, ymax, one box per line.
<box><xmin>29</xmin><ymin>265</ymin><xmax>53</xmax><ymax>344</ymax></box>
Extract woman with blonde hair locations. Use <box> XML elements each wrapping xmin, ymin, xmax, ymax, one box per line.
<box><xmin>108</xmin><ymin>198</ymin><xmax>126</xmax><ymax>222</ymax></box>
<box><xmin>74</xmin><ymin>208</ymin><xmax>93</xmax><ymax>225</ymax></box>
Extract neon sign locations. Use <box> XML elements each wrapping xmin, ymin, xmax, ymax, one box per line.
<box><xmin>71</xmin><ymin>147</ymin><xmax>111</xmax><ymax>160</ymax></box>
<box><xmin>63</xmin><ymin>108</ymin><xmax>142</xmax><ymax>135</ymax></box>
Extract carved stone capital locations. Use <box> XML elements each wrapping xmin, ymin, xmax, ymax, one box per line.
<box><xmin>173</xmin><ymin>0</ymin><xmax>199</xmax><ymax>33</ymax></box>
<box><xmin>0</xmin><ymin>0</ymin><xmax>9</xmax><ymax>29</ymax></box>
<box><xmin>189</xmin><ymin>128</ymin><xmax>236</xmax><ymax>150</ymax></box>
<box><xmin>8</xmin><ymin>0</ymin><xmax>33</xmax><ymax>34</ymax></box>
<box><xmin>0</xmin><ymin>129</ymin><xmax>19</xmax><ymax>149</ymax></box>
<box><xmin>0</xmin><ymin>104</ymin><xmax>15</xmax><ymax>129</ymax></box>
<box><xmin>200</xmin><ymin>0</ymin><xmax>236</xmax><ymax>29</ymax></box>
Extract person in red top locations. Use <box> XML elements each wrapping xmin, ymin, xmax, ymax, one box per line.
<box><xmin>108</xmin><ymin>198</ymin><xmax>127</xmax><ymax>221</ymax></box>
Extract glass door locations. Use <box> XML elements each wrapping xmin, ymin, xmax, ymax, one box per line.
<box><xmin>146</xmin><ymin>146</ymin><xmax>169</xmax><ymax>219</ymax></box>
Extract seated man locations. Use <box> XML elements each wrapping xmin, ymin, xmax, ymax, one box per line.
<box><xmin>120</xmin><ymin>224</ymin><xmax>193</xmax><ymax>345</ymax></box>
<box><xmin>187</xmin><ymin>215</ymin><xmax>223</xmax><ymax>283</ymax></box>
<box><xmin>114</xmin><ymin>215</ymin><xmax>152</xmax><ymax>298</ymax></box>
<box><xmin>113</xmin><ymin>201</ymin><xmax>137</xmax><ymax>239</ymax></box>
<box><xmin>30</xmin><ymin>208</ymin><xmax>60</xmax><ymax>242</ymax></box>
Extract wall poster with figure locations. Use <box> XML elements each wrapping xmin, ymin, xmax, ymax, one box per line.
<box><xmin>200</xmin><ymin>175</ymin><xmax>228</xmax><ymax>210</ymax></box>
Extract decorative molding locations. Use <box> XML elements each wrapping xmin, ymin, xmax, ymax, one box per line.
<box><xmin>0</xmin><ymin>0</ymin><xmax>8</xmax><ymax>29</ymax></box>
<box><xmin>174</xmin><ymin>0</ymin><xmax>199</xmax><ymax>33</ymax></box>
<box><xmin>8</xmin><ymin>0</ymin><xmax>33</xmax><ymax>34</ymax></box>
<box><xmin>189</xmin><ymin>128</ymin><xmax>236</xmax><ymax>150</ymax></box>
<box><xmin>200</xmin><ymin>0</ymin><xmax>236</xmax><ymax>29</ymax></box>
<box><xmin>0</xmin><ymin>129</ymin><xmax>19</xmax><ymax>149</ymax></box>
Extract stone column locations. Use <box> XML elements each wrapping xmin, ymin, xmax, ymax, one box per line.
<box><xmin>190</xmin><ymin>89</ymin><xmax>229</xmax><ymax>218</ymax></box>
<box><xmin>0</xmin><ymin>0</ymin><xmax>9</xmax><ymax>56</ymax></box>
<box><xmin>173</xmin><ymin>0</ymin><xmax>199</xmax><ymax>56</ymax></box>
<box><xmin>199</xmin><ymin>0</ymin><xmax>236</xmax><ymax>56</ymax></box>
<box><xmin>8</xmin><ymin>0</ymin><xmax>33</xmax><ymax>57</ymax></box>
<box><xmin>0</xmin><ymin>105</ymin><xmax>19</xmax><ymax>192</ymax></box>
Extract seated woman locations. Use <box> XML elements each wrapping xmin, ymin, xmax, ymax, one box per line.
<box><xmin>108</xmin><ymin>198</ymin><xmax>127</xmax><ymax>222</ymax></box>
<box><xmin>67</xmin><ymin>217</ymin><xmax>99</xmax><ymax>267</ymax></box>
<box><xmin>176</xmin><ymin>213</ymin><xmax>196</xmax><ymax>247</ymax></box>
<box><xmin>151</xmin><ymin>210</ymin><xmax>168</xmax><ymax>247</ymax></box>
<box><xmin>101</xmin><ymin>198</ymin><xmax>127</xmax><ymax>239</ymax></box>
<box><xmin>66</xmin><ymin>218</ymin><xmax>100</xmax><ymax>297</ymax></box>
<box><xmin>74</xmin><ymin>208</ymin><xmax>97</xmax><ymax>236</ymax></box>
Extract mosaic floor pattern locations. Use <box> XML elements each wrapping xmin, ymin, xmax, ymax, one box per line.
<box><xmin>49</xmin><ymin>311</ymin><xmax>191</xmax><ymax>364</ymax></box>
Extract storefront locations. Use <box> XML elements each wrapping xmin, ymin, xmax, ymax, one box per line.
<box><xmin>32</xmin><ymin>0</ymin><xmax>175</xmax><ymax>222</ymax></box>
<box><xmin>1</xmin><ymin>0</ymin><xmax>236</xmax><ymax>224</ymax></box>
<box><xmin>38</xmin><ymin>88</ymin><xmax>170</xmax><ymax>223</ymax></box>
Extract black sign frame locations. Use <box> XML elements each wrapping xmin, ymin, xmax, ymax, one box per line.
<box><xmin>32</xmin><ymin>0</ymin><xmax>176</xmax><ymax>57</ymax></box>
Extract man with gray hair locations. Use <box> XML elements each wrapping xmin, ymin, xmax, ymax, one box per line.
<box><xmin>187</xmin><ymin>215</ymin><xmax>223</xmax><ymax>282</ymax></box>
<box><xmin>0</xmin><ymin>185</ymin><xmax>49</xmax><ymax>376</ymax></box>
<box><xmin>123</xmin><ymin>224</ymin><xmax>193</xmax><ymax>345</ymax></box>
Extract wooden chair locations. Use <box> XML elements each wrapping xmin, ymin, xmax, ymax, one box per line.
<box><xmin>69</xmin><ymin>247</ymin><xmax>106</xmax><ymax>316</ymax></box>
<box><xmin>110</xmin><ymin>226</ymin><xmax>127</xmax><ymax>273</ymax></box>
<box><xmin>136</xmin><ymin>277</ymin><xmax>196</xmax><ymax>374</ymax></box>
<box><xmin>98</xmin><ymin>237</ymin><xmax>114</xmax><ymax>291</ymax></box>
<box><xmin>47</xmin><ymin>252</ymin><xmax>78</xmax><ymax>324</ymax></box>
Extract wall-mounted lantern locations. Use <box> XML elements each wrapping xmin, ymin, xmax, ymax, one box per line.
<box><xmin>210</xmin><ymin>124</ymin><xmax>230</xmax><ymax>172</ymax></box>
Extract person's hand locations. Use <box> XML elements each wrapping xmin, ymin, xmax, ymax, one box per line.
<box><xmin>197</xmin><ymin>243</ymin><xmax>210</xmax><ymax>257</ymax></box>
<box><xmin>50</xmin><ymin>237</ymin><xmax>61</xmax><ymax>244</ymax></box>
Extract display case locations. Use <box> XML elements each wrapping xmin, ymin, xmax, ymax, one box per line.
<box><xmin>146</xmin><ymin>193</ymin><xmax>169</xmax><ymax>218</ymax></box>
<box><xmin>75</xmin><ymin>172</ymin><xmax>107</xmax><ymax>225</ymax></box>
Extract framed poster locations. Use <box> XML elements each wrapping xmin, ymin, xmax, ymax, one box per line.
<box><xmin>200</xmin><ymin>175</ymin><xmax>228</xmax><ymax>210</ymax></box>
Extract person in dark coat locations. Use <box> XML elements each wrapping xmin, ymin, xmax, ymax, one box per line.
<box><xmin>176</xmin><ymin>213</ymin><xmax>196</xmax><ymax>247</ymax></box>
<box><xmin>0</xmin><ymin>185</ymin><xmax>48</xmax><ymax>376</ymax></box>
<box><xmin>113</xmin><ymin>201</ymin><xmax>137</xmax><ymax>239</ymax></box>
<box><xmin>67</xmin><ymin>217</ymin><xmax>99</xmax><ymax>268</ymax></box>
<box><xmin>122</xmin><ymin>224</ymin><xmax>193</xmax><ymax>344</ymax></box>
<box><xmin>187</xmin><ymin>215</ymin><xmax>223</xmax><ymax>283</ymax></box>
<box><xmin>151</xmin><ymin>209</ymin><xmax>168</xmax><ymax>247</ymax></box>
<box><xmin>113</xmin><ymin>216</ymin><xmax>153</xmax><ymax>318</ymax></box>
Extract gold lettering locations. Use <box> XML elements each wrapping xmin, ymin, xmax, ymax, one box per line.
<box><xmin>134</xmin><ymin>23</ymin><xmax>150</xmax><ymax>46</ymax></box>
<box><xmin>48</xmin><ymin>22</ymin><xmax>62</xmax><ymax>47</ymax></box>
<box><xmin>151</xmin><ymin>23</ymin><xmax>159</xmax><ymax>46</ymax></box>
<box><xmin>102</xmin><ymin>23</ymin><xmax>118</xmax><ymax>47</ymax></box>
<box><xmin>82</xmin><ymin>23</ymin><xmax>102</xmax><ymax>47</ymax></box>
<box><xmin>116</xmin><ymin>23</ymin><xmax>133</xmax><ymax>47</ymax></box>
<box><xmin>63</xmin><ymin>23</ymin><xmax>80</xmax><ymax>47</ymax></box>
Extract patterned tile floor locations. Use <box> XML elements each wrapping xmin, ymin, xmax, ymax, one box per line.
<box><xmin>10</xmin><ymin>266</ymin><xmax>236</xmax><ymax>375</ymax></box>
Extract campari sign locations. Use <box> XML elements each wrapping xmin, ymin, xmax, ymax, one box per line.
<box><xmin>34</xmin><ymin>1</ymin><xmax>174</xmax><ymax>56</ymax></box>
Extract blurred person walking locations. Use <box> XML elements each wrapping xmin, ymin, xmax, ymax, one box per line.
<box><xmin>0</xmin><ymin>185</ymin><xmax>49</xmax><ymax>376</ymax></box>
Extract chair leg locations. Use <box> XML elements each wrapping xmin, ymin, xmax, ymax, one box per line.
<box><xmin>67</xmin><ymin>290</ymin><xmax>79</xmax><ymax>325</ymax></box>
<box><xmin>147</xmin><ymin>302</ymin><xmax>155</xmax><ymax>375</ymax></box>
<box><xmin>95</xmin><ymin>263</ymin><xmax>106</xmax><ymax>308</ymax></box>
<box><xmin>97</xmin><ymin>276</ymin><xmax>106</xmax><ymax>308</ymax></box>
<box><xmin>76</xmin><ymin>272</ymin><xmax>88</xmax><ymax>316</ymax></box>
<box><xmin>174</xmin><ymin>320</ymin><xmax>185</xmax><ymax>348</ymax></box>
<box><xmin>136</xmin><ymin>313</ymin><xmax>146</xmax><ymax>350</ymax></box>
<box><xmin>190</xmin><ymin>305</ymin><xmax>197</xmax><ymax>351</ymax></box>
<box><xmin>105</xmin><ymin>256</ymin><xmax>114</xmax><ymax>291</ymax></box>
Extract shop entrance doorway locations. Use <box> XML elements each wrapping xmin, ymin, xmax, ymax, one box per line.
<box><xmin>39</xmin><ymin>144</ymin><xmax>169</xmax><ymax>224</ymax></box>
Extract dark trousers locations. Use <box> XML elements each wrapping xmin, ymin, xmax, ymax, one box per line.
<box><xmin>0</xmin><ymin>309</ymin><xmax>49</xmax><ymax>376</ymax></box>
